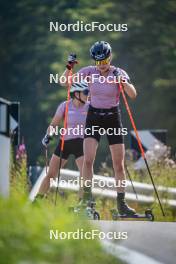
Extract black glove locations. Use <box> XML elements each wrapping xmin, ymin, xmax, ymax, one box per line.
<box><xmin>42</xmin><ymin>134</ymin><xmax>51</xmax><ymax>148</ymax></box>
<box><xmin>66</xmin><ymin>53</ymin><xmax>78</xmax><ymax>70</ymax></box>
<box><xmin>113</xmin><ymin>68</ymin><xmax>130</xmax><ymax>83</ymax></box>
<box><xmin>113</xmin><ymin>68</ymin><xmax>123</xmax><ymax>78</ymax></box>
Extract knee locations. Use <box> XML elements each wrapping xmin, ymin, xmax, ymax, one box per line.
<box><xmin>84</xmin><ymin>156</ymin><xmax>94</xmax><ymax>168</ymax></box>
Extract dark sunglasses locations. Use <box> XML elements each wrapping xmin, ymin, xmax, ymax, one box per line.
<box><xmin>82</xmin><ymin>89</ymin><xmax>89</xmax><ymax>96</ymax></box>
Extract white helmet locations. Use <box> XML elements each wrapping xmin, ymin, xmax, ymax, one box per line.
<box><xmin>70</xmin><ymin>80</ymin><xmax>89</xmax><ymax>93</ymax></box>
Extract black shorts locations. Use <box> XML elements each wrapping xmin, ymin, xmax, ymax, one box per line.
<box><xmin>84</xmin><ymin>105</ymin><xmax>124</xmax><ymax>145</ymax></box>
<box><xmin>54</xmin><ymin>138</ymin><xmax>83</xmax><ymax>160</ymax></box>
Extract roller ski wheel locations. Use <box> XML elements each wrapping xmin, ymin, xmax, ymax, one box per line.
<box><xmin>93</xmin><ymin>211</ymin><xmax>100</xmax><ymax>220</ymax></box>
<box><xmin>110</xmin><ymin>208</ymin><xmax>154</xmax><ymax>221</ymax></box>
<box><xmin>145</xmin><ymin>209</ymin><xmax>154</xmax><ymax>221</ymax></box>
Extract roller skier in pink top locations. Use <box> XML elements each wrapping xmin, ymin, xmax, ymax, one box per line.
<box><xmin>35</xmin><ymin>81</ymin><xmax>89</xmax><ymax>200</ymax></box>
<box><xmin>61</xmin><ymin>41</ymin><xmax>137</xmax><ymax>216</ymax></box>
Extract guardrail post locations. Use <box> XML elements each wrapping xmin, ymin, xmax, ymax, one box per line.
<box><xmin>0</xmin><ymin>98</ymin><xmax>11</xmax><ymax>197</ymax></box>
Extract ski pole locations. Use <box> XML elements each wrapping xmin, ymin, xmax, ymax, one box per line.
<box><xmin>119</xmin><ymin>83</ymin><xmax>165</xmax><ymax>217</ymax></box>
<box><xmin>125</xmin><ymin>163</ymin><xmax>138</xmax><ymax>200</ymax></box>
<box><xmin>54</xmin><ymin>69</ymin><xmax>73</xmax><ymax>205</ymax></box>
<box><xmin>45</xmin><ymin>147</ymin><xmax>48</xmax><ymax>175</ymax></box>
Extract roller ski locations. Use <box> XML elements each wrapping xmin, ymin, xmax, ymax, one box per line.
<box><xmin>110</xmin><ymin>208</ymin><xmax>154</xmax><ymax>221</ymax></box>
<box><xmin>69</xmin><ymin>200</ymin><xmax>100</xmax><ymax>220</ymax></box>
<box><xmin>111</xmin><ymin>193</ymin><xmax>154</xmax><ymax>221</ymax></box>
<box><xmin>69</xmin><ymin>186</ymin><xmax>100</xmax><ymax>220</ymax></box>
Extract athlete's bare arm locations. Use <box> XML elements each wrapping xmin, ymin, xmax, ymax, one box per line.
<box><xmin>123</xmin><ymin>82</ymin><xmax>137</xmax><ymax>99</ymax></box>
<box><xmin>46</xmin><ymin>112</ymin><xmax>63</xmax><ymax>136</ymax></box>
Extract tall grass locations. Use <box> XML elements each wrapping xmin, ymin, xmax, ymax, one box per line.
<box><xmin>0</xmin><ymin>145</ymin><xmax>121</xmax><ymax>264</ymax></box>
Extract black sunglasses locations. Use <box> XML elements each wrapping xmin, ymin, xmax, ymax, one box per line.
<box><xmin>82</xmin><ymin>89</ymin><xmax>89</xmax><ymax>96</ymax></box>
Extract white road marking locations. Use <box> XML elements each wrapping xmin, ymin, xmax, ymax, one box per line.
<box><xmin>101</xmin><ymin>240</ymin><xmax>164</xmax><ymax>264</ymax></box>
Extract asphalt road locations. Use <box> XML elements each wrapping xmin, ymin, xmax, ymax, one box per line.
<box><xmin>94</xmin><ymin>221</ymin><xmax>176</xmax><ymax>264</ymax></box>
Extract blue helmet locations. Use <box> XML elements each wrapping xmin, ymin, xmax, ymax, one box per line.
<box><xmin>90</xmin><ymin>41</ymin><xmax>112</xmax><ymax>61</ymax></box>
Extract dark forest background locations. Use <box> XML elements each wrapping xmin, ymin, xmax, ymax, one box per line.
<box><xmin>1</xmin><ymin>0</ymin><xmax>176</xmax><ymax>171</ymax></box>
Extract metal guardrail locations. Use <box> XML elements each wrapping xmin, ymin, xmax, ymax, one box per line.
<box><xmin>29</xmin><ymin>168</ymin><xmax>176</xmax><ymax>207</ymax></box>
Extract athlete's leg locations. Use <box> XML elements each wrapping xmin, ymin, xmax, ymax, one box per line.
<box><xmin>75</xmin><ymin>156</ymin><xmax>84</xmax><ymax>200</ymax></box>
<box><xmin>110</xmin><ymin>143</ymin><xmax>136</xmax><ymax>215</ymax></box>
<box><xmin>82</xmin><ymin>138</ymin><xmax>98</xmax><ymax>200</ymax></box>
<box><xmin>109</xmin><ymin>143</ymin><xmax>126</xmax><ymax>193</ymax></box>
<box><xmin>83</xmin><ymin>138</ymin><xmax>98</xmax><ymax>181</ymax></box>
<box><xmin>38</xmin><ymin>154</ymin><xmax>67</xmax><ymax>195</ymax></box>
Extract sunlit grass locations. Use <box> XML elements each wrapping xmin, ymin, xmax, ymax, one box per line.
<box><xmin>0</xmin><ymin>151</ymin><xmax>122</xmax><ymax>264</ymax></box>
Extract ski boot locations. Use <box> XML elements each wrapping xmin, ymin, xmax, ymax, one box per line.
<box><xmin>85</xmin><ymin>200</ymin><xmax>100</xmax><ymax>220</ymax></box>
<box><xmin>117</xmin><ymin>193</ymin><xmax>136</xmax><ymax>216</ymax></box>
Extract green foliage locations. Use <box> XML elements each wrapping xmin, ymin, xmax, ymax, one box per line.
<box><xmin>0</xmin><ymin>197</ymin><xmax>122</xmax><ymax>264</ymax></box>
<box><xmin>0</xmin><ymin>150</ymin><xmax>121</xmax><ymax>264</ymax></box>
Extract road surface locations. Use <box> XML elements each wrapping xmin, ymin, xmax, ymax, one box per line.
<box><xmin>94</xmin><ymin>220</ymin><xmax>176</xmax><ymax>264</ymax></box>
